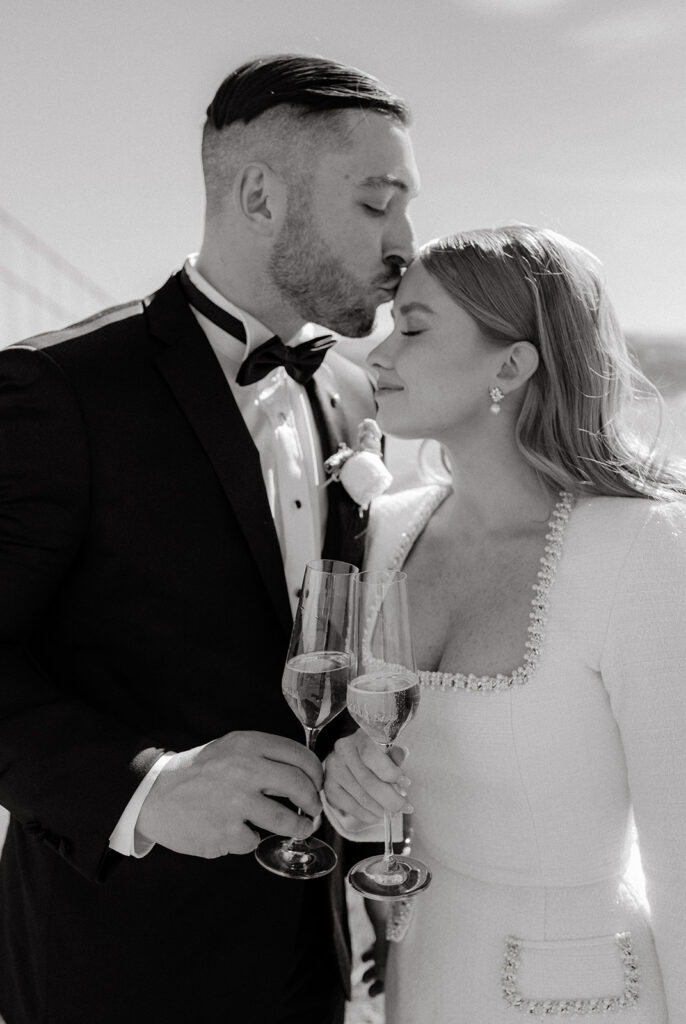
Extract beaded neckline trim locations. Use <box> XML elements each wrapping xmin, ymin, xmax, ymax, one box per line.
<box><xmin>502</xmin><ymin>932</ymin><xmax>640</xmax><ymax>1015</ymax></box>
<box><xmin>401</xmin><ymin>489</ymin><xmax>575</xmax><ymax>693</ymax></box>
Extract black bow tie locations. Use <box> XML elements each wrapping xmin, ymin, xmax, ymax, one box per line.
<box><xmin>179</xmin><ymin>268</ymin><xmax>335</xmax><ymax>387</ymax></box>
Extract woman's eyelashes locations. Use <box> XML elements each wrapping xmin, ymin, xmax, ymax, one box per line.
<box><xmin>400</xmin><ymin>329</ymin><xmax>425</xmax><ymax>337</ymax></box>
<box><xmin>363</xmin><ymin>204</ymin><xmax>387</xmax><ymax>217</ymax></box>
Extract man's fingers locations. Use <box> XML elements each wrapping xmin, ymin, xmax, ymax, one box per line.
<box><xmin>248</xmin><ymin>794</ymin><xmax>316</xmax><ymax>840</ymax></box>
<box><xmin>228</xmin><ymin>730</ymin><xmax>324</xmax><ymax>790</ymax></box>
<box><xmin>256</xmin><ymin>760</ymin><xmax>322</xmax><ymax>819</ymax></box>
<box><xmin>228</xmin><ymin>821</ymin><xmax>263</xmax><ymax>855</ymax></box>
<box><xmin>138</xmin><ymin>731</ymin><xmax>327</xmax><ymax>859</ymax></box>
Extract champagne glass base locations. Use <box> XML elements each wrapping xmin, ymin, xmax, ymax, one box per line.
<box><xmin>347</xmin><ymin>855</ymin><xmax>432</xmax><ymax>901</ymax></box>
<box><xmin>254</xmin><ymin>835</ymin><xmax>337</xmax><ymax>879</ymax></box>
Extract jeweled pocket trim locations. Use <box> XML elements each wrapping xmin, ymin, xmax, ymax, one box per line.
<box><xmin>502</xmin><ymin>932</ymin><xmax>639</xmax><ymax>1015</ymax></box>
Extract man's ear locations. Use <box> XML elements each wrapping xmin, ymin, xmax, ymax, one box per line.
<box><xmin>496</xmin><ymin>340</ymin><xmax>539</xmax><ymax>393</ymax></box>
<box><xmin>234</xmin><ymin>163</ymin><xmax>286</xmax><ymax>236</ymax></box>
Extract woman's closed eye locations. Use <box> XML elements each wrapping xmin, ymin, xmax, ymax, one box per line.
<box><xmin>401</xmin><ymin>330</ymin><xmax>424</xmax><ymax>337</ymax></box>
<box><xmin>363</xmin><ymin>204</ymin><xmax>387</xmax><ymax>217</ymax></box>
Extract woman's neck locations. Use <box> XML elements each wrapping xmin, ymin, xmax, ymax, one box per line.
<box><xmin>439</xmin><ymin>432</ymin><xmax>556</xmax><ymax>533</ymax></box>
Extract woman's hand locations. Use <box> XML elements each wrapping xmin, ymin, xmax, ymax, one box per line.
<box><xmin>323</xmin><ymin>728</ymin><xmax>412</xmax><ymax>831</ymax></box>
<box><xmin>361</xmin><ymin>899</ymin><xmax>389</xmax><ymax>996</ymax></box>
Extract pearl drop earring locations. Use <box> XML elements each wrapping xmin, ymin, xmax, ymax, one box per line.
<box><xmin>489</xmin><ymin>386</ymin><xmax>504</xmax><ymax>414</ymax></box>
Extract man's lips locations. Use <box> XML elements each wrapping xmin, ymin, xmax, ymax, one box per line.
<box><xmin>375</xmin><ymin>278</ymin><xmax>402</xmax><ymax>294</ymax></box>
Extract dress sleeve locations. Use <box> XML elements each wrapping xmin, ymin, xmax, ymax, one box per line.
<box><xmin>0</xmin><ymin>347</ymin><xmax>164</xmax><ymax>881</ymax></box>
<box><xmin>599</xmin><ymin>500</ymin><xmax>686</xmax><ymax>1018</ymax></box>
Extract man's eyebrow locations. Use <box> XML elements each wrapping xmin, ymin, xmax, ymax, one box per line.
<box><xmin>357</xmin><ymin>174</ymin><xmax>409</xmax><ymax>193</ymax></box>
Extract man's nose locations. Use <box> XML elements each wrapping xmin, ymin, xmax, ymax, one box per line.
<box><xmin>383</xmin><ymin>216</ymin><xmax>417</xmax><ymax>270</ymax></box>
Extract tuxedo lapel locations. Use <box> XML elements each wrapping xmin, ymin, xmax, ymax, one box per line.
<box><xmin>146</xmin><ymin>275</ymin><xmax>293</xmax><ymax>639</ymax></box>
<box><xmin>307</xmin><ymin>364</ymin><xmax>368</xmax><ymax>570</ymax></box>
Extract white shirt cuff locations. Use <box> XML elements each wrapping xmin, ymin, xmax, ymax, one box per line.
<box><xmin>109</xmin><ymin>752</ymin><xmax>176</xmax><ymax>857</ymax></box>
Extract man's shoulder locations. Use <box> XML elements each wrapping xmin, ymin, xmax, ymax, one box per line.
<box><xmin>2</xmin><ymin>271</ymin><xmax>187</xmax><ymax>372</ymax></box>
<box><xmin>10</xmin><ymin>298</ymin><xmax>147</xmax><ymax>356</ymax></box>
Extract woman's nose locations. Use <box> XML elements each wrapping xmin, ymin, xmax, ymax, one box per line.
<box><xmin>367</xmin><ymin>330</ymin><xmax>396</xmax><ymax>370</ymax></box>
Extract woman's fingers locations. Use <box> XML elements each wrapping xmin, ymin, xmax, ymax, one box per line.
<box><xmin>324</xmin><ymin>769</ymin><xmax>386</xmax><ymax>822</ymax></box>
<box><xmin>324</xmin><ymin>731</ymin><xmax>411</xmax><ymax>823</ymax></box>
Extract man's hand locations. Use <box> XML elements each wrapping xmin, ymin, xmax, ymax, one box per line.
<box><xmin>136</xmin><ymin>730</ymin><xmax>323</xmax><ymax>858</ymax></box>
<box><xmin>323</xmin><ymin>729</ymin><xmax>411</xmax><ymax>831</ymax></box>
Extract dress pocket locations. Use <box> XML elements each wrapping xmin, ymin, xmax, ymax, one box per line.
<box><xmin>501</xmin><ymin>932</ymin><xmax>639</xmax><ymax>1015</ymax></box>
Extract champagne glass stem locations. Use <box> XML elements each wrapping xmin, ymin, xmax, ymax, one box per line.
<box><xmin>282</xmin><ymin>725</ymin><xmax>321</xmax><ymax>858</ymax></box>
<box><xmin>381</xmin><ymin>744</ymin><xmax>397</xmax><ymax>871</ymax></box>
<box><xmin>382</xmin><ymin>811</ymin><xmax>396</xmax><ymax>869</ymax></box>
<box><xmin>303</xmin><ymin>725</ymin><xmax>321</xmax><ymax>752</ymax></box>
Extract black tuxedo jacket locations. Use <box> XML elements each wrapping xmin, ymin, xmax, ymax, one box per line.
<box><xmin>0</xmin><ymin>273</ymin><xmax>375</xmax><ymax>1023</ymax></box>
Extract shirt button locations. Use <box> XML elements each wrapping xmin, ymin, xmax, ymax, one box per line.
<box><xmin>294</xmin><ymin>499</ymin><xmax>302</xmax><ymax>509</ymax></box>
<box><xmin>294</xmin><ymin>587</ymin><xmax>302</xmax><ymax>599</ymax></box>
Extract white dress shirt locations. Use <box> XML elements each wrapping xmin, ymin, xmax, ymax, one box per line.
<box><xmin>109</xmin><ymin>255</ymin><xmax>330</xmax><ymax>856</ymax></box>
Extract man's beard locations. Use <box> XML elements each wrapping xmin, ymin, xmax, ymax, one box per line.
<box><xmin>268</xmin><ymin>191</ymin><xmax>380</xmax><ymax>338</ymax></box>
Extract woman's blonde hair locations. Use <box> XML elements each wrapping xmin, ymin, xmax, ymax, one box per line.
<box><xmin>419</xmin><ymin>224</ymin><xmax>686</xmax><ymax>499</ymax></box>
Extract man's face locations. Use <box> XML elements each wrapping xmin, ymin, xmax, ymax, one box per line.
<box><xmin>268</xmin><ymin>112</ymin><xmax>420</xmax><ymax>337</ymax></box>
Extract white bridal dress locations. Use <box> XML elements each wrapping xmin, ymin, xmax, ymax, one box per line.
<box><xmin>343</xmin><ymin>484</ymin><xmax>686</xmax><ymax>1023</ymax></box>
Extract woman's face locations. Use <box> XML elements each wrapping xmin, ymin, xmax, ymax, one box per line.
<box><xmin>367</xmin><ymin>260</ymin><xmax>504</xmax><ymax>442</ymax></box>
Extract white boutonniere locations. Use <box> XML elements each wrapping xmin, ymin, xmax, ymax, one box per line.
<box><xmin>324</xmin><ymin>418</ymin><xmax>392</xmax><ymax>515</ymax></box>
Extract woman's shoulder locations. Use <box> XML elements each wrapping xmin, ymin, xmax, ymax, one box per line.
<box><xmin>574</xmin><ymin>491</ymin><xmax>686</xmax><ymax>534</ymax></box>
<box><xmin>366</xmin><ymin>483</ymin><xmax>451</xmax><ymax>571</ymax></box>
<box><xmin>572</xmin><ymin>493</ymin><xmax>686</xmax><ymax>573</ymax></box>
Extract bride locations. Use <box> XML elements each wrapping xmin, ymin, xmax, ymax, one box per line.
<box><xmin>324</xmin><ymin>225</ymin><xmax>686</xmax><ymax>1022</ymax></box>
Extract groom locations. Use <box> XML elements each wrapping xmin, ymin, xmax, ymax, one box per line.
<box><xmin>0</xmin><ymin>54</ymin><xmax>419</xmax><ymax>1023</ymax></box>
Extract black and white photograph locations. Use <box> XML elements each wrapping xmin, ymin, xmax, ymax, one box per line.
<box><xmin>1</xmin><ymin>1</ymin><xmax>685</xmax><ymax>1021</ymax></box>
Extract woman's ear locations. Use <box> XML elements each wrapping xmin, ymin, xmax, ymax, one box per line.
<box><xmin>234</xmin><ymin>162</ymin><xmax>286</xmax><ymax>236</ymax></box>
<box><xmin>496</xmin><ymin>340</ymin><xmax>539</xmax><ymax>393</ymax></box>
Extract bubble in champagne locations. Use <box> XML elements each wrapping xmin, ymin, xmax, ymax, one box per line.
<box><xmin>347</xmin><ymin>669</ymin><xmax>420</xmax><ymax>745</ymax></box>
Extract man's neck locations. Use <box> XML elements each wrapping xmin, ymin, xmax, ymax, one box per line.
<box><xmin>195</xmin><ymin>250</ymin><xmax>306</xmax><ymax>340</ymax></box>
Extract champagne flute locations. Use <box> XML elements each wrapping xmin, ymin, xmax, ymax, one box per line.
<box><xmin>255</xmin><ymin>559</ymin><xmax>358</xmax><ymax>879</ymax></box>
<box><xmin>346</xmin><ymin>569</ymin><xmax>431</xmax><ymax>900</ymax></box>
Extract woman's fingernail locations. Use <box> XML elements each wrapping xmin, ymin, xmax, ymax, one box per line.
<box><xmin>399</xmin><ymin>775</ymin><xmax>411</xmax><ymax>788</ymax></box>
<box><xmin>403</xmin><ymin>803</ymin><xmax>414</xmax><ymax>814</ymax></box>
<box><xmin>390</xmin><ymin>745</ymin><xmax>409</xmax><ymax>766</ymax></box>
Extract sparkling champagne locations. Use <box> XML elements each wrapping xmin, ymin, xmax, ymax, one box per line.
<box><xmin>282</xmin><ymin>650</ymin><xmax>354</xmax><ymax>730</ymax></box>
<box><xmin>347</xmin><ymin>669</ymin><xmax>420</xmax><ymax>746</ymax></box>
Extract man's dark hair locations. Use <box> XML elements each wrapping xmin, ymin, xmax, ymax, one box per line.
<box><xmin>206</xmin><ymin>53</ymin><xmax>410</xmax><ymax>129</ymax></box>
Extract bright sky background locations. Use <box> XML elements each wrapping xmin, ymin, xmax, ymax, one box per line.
<box><xmin>1</xmin><ymin>0</ymin><xmax>685</xmax><ymax>342</ymax></box>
